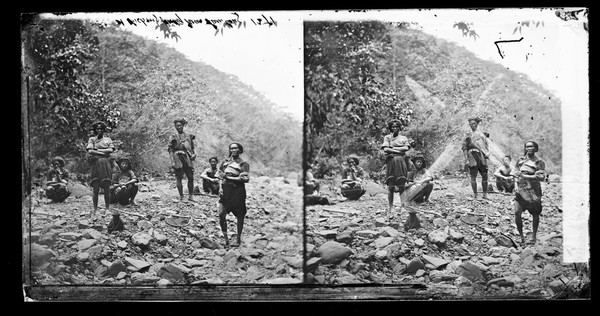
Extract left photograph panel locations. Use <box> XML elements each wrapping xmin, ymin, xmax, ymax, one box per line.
<box><xmin>21</xmin><ymin>12</ymin><xmax>304</xmax><ymax>296</ymax></box>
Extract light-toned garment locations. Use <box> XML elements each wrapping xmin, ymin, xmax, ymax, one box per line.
<box><xmin>514</xmin><ymin>155</ymin><xmax>546</xmax><ymax>215</ymax></box>
<box><xmin>462</xmin><ymin>130</ymin><xmax>489</xmax><ymax>161</ymax></box>
<box><xmin>86</xmin><ymin>136</ymin><xmax>115</xmax><ymax>153</ymax></box>
<box><xmin>168</xmin><ymin>132</ymin><xmax>195</xmax><ymax>169</ymax></box>
<box><xmin>219</xmin><ymin>157</ymin><xmax>250</xmax><ymax>217</ymax></box>
<box><xmin>381</xmin><ymin>133</ymin><xmax>414</xmax><ymax>187</ymax></box>
<box><xmin>381</xmin><ymin>133</ymin><xmax>411</xmax><ymax>153</ymax></box>
<box><xmin>86</xmin><ymin>135</ymin><xmax>114</xmax><ymax>185</ymax></box>
<box><xmin>409</xmin><ymin>167</ymin><xmax>432</xmax><ymax>183</ymax></box>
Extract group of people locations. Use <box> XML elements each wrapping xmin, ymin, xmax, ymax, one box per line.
<box><xmin>43</xmin><ymin>114</ymin><xmax>546</xmax><ymax>246</ymax></box>
<box><xmin>166</xmin><ymin>118</ymin><xmax>250</xmax><ymax>247</ymax></box>
<box><xmin>460</xmin><ymin>116</ymin><xmax>546</xmax><ymax>244</ymax></box>
<box><xmin>43</xmin><ymin>119</ymin><xmax>250</xmax><ymax>248</ymax></box>
<box><xmin>304</xmin><ymin>116</ymin><xmax>546</xmax><ymax>245</ymax></box>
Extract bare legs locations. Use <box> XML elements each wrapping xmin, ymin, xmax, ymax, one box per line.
<box><xmin>470</xmin><ymin>177</ymin><xmax>478</xmax><ymax>198</ymax></box>
<box><xmin>219</xmin><ymin>203</ymin><xmax>244</xmax><ymax>248</ymax></box>
<box><xmin>92</xmin><ymin>181</ymin><xmax>111</xmax><ymax>212</ymax></box>
<box><xmin>387</xmin><ymin>187</ymin><xmax>405</xmax><ymax>217</ymax></box>
<box><xmin>187</xmin><ymin>175</ymin><xmax>194</xmax><ymax>201</ymax></box>
<box><xmin>218</xmin><ymin>204</ymin><xmax>229</xmax><ymax>247</ymax></box>
<box><xmin>515</xmin><ymin>202</ymin><xmax>541</xmax><ymax>245</ymax></box>
<box><xmin>176</xmin><ymin>170</ymin><xmax>194</xmax><ymax>201</ymax></box>
<box><xmin>469</xmin><ymin>167</ymin><xmax>489</xmax><ymax>199</ymax></box>
<box><xmin>481</xmin><ymin>170</ymin><xmax>489</xmax><ymax>199</ymax></box>
<box><xmin>176</xmin><ymin>175</ymin><xmax>184</xmax><ymax>199</ymax></box>
<box><xmin>387</xmin><ymin>187</ymin><xmax>395</xmax><ymax>213</ymax></box>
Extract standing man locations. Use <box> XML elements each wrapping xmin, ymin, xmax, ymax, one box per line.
<box><xmin>168</xmin><ymin>118</ymin><xmax>196</xmax><ymax>201</ymax></box>
<box><xmin>462</xmin><ymin>117</ymin><xmax>490</xmax><ymax>200</ymax></box>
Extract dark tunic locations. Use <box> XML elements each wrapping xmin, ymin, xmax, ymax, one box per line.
<box><xmin>340</xmin><ymin>166</ymin><xmax>366</xmax><ymax>200</ymax></box>
<box><xmin>45</xmin><ymin>167</ymin><xmax>71</xmax><ymax>202</ymax></box>
<box><xmin>168</xmin><ymin>132</ymin><xmax>195</xmax><ymax>169</ymax></box>
<box><xmin>218</xmin><ymin>157</ymin><xmax>250</xmax><ymax>217</ymax></box>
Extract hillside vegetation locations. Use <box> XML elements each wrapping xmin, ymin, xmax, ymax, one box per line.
<box><xmin>304</xmin><ymin>21</ymin><xmax>561</xmax><ymax>176</ymax></box>
<box><xmin>22</xmin><ymin>16</ymin><xmax>302</xmax><ymax>185</ymax></box>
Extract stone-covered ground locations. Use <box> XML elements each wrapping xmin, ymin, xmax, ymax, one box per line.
<box><xmin>305</xmin><ymin>175</ymin><xmax>590</xmax><ymax>299</ymax></box>
<box><xmin>25</xmin><ymin>175</ymin><xmax>303</xmax><ymax>286</ymax></box>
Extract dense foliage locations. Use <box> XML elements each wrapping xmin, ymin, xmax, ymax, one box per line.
<box><xmin>23</xmin><ymin>16</ymin><xmax>302</xmax><ymax>182</ymax></box>
<box><xmin>304</xmin><ymin>21</ymin><xmax>562</xmax><ymax>175</ymax></box>
<box><xmin>304</xmin><ymin>21</ymin><xmax>414</xmax><ymax>162</ymax></box>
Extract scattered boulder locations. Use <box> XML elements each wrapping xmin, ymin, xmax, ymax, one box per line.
<box><xmin>422</xmin><ymin>255</ymin><xmax>449</xmax><ymax>270</ymax></box>
<box><xmin>82</xmin><ymin>228</ymin><xmax>102</xmax><ymax>240</ymax></box>
<box><xmin>131</xmin><ymin>274</ymin><xmax>161</xmax><ymax>285</ymax></box>
<box><xmin>481</xmin><ymin>256</ymin><xmax>501</xmax><ymax>266</ymax></box>
<box><xmin>456</xmin><ymin>261</ymin><xmax>486</xmax><ymax>283</ymax></box>
<box><xmin>58</xmin><ymin>232</ymin><xmax>82</xmax><ymax>241</ymax></box>
<box><xmin>76</xmin><ymin>252</ymin><xmax>90</xmax><ymax>262</ymax></box>
<box><xmin>306</xmin><ymin>257</ymin><xmax>321</xmax><ymax>273</ymax></box>
<box><xmin>335</xmin><ymin>231</ymin><xmax>353</xmax><ymax>244</ymax></box>
<box><xmin>405</xmin><ymin>258</ymin><xmax>425</xmax><ymax>274</ymax></box>
<box><xmin>318</xmin><ymin>241</ymin><xmax>352</xmax><ymax>264</ymax></box>
<box><xmin>77</xmin><ymin>239</ymin><xmax>96</xmax><ymax>251</ymax></box>
<box><xmin>374</xmin><ymin>237</ymin><xmax>394</xmax><ymax>249</ymax></box>
<box><xmin>318</xmin><ymin>230</ymin><xmax>338</xmax><ymax>239</ymax></box>
<box><xmin>137</xmin><ymin>220</ymin><xmax>153</xmax><ymax>230</ymax></box>
<box><xmin>107</xmin><ymin>260</ymin><xmax>127</xmax><ymax>278</ymax></box>
<box><xmin>156</xmin><ymin>278</ymin><xmax>172</xmax><ymax>287</ymax></box>
<box><xmin>30</xmin><ymin>243</ymin><xmax>56</xmax><ymax>267</ymax></box>
<box><xmin>355</xmin><ymin>230</ymin><xmax>380</xmax><ymax>238</ymax></box>
<box><xmin>432</xmin><ymin>218</ymin><xmax>449</xmax><ymax>227</ymax></box>
<box><xmin>131</xmin><ymin>232</ymin><xmax>152</xmax><ymax>249</ymax></box>
<box><xmin>375</xmin><ymin>250</ymin><xmax>388</xmax><ymax>260</ymax></box>
<box><xmin>157</xmin><ymin>263</ymin><xmax>190</xmax><ymax>282</ymax></box>
<box><xmin>414</xmin><ymin>238</ymin><xmax>425</xmax><ymax>247</ymax></box>
<box><xmin>374</xmin><ymin>218</ymin><xmax>387</xmax><ymax>227</ymax></box>
<box><xmin>199</xmin><ymin>237</ymin><xmax>222</xmax><ymax>249</ymax></box>
<box><xmin>448</xmin><ymin>228</ymin><xmax>465</xmax><ymax>243</ymax></box>
<box><xmin>380</xmin><ymin>226</ymin><xmax>399</xmax><ymax>238</ymax></box>
<box><xmin>124</xmin><ymin>257</ymin><xmax>152</xmax><ymax>271</ymax></box>
<box><xmin>427</xmin><ymin>230</ymin><xmax>448</xmax><ymax>246</ymax></box>
<box><xmin>429</xmin><ymin>270</ymin><xmax>459</xmax><ymax>283</ymax></box>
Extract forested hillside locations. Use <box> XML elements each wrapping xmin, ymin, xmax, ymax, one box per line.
<box><xmin>305</xmin><ymin>21</ymin><xmax>562</xmax><ymax>175</ymax></box>
<box><xmin>22</xmin><ymin>16</ymin><xmax>302</xmax><ymax>182</ymax></box>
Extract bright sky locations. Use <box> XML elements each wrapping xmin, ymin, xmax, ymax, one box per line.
<box><xmin>48</xmin><ymin>9</ymin><xmax>589</xmax><ymax>262</ymax></box>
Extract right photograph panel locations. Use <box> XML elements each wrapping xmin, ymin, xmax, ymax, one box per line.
<box><xmin>302</xmin><ymin>8</ymin><xmax>589</xmax><ymax>298</ymax></box>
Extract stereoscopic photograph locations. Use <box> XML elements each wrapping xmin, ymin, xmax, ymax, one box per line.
<box><xmin>21</xmin><ymin>8</ymin><xmax>589</xmax><ymax>301</ymax></box>
<box><xmin>301</xmin><ymin>8</ymin><xmax>589</xmax><ymax>298</ymax></box>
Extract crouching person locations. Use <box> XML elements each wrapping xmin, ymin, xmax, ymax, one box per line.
<box><xmin>45</xmin><ymin>156</ymin><xmax>71</xmax><ymax>203</ymax></box>
<box><xmin>405</xmin><ymin>154</ymin><xmax>434</xmax><ymax>204</ymax></box>
<box><xmin>200</xmin><ymin>157</ymin><xmax>221</xmax><ymax>195</ymax></box>
<box><xmin>110</xmin><ymin>157</ymin><xmax>139</xmax><ymax>206</ymax></box>
<box><xmin>340</xmin><ymin>155</ymin><xmax>366</xmax><ymax>200</ymax></box>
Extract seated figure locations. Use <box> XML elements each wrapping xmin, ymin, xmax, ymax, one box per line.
<box><xmin>404</xmin><ymin>154</ymin><xmax>434</xmax><ymax>204</ymax></box>
<box><xmin>45</xmin><ymin>156</ymin><xmax>71</xmax><ymax>203</ymax></box>
<box><xmin>110</xmin><ymin>157</ymin><xmax>139</xmax><ymax>206</ymax></box>
<box><xmin>340</xmin><ymin>155</ymin><xmax>366</xmax><ymax>200</ymax></box>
